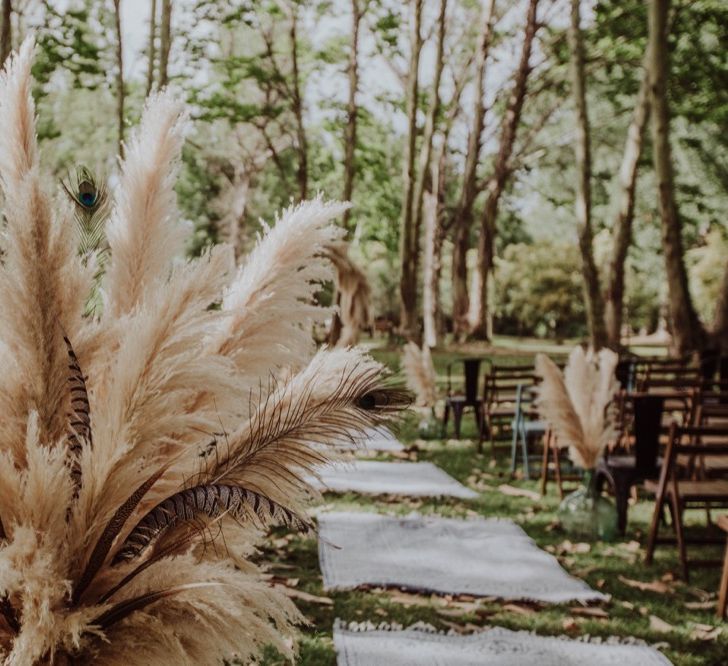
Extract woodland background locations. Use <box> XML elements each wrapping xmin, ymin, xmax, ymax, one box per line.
<box><xmin>0</xmin><ymin>0</ymin><xmax>726</xmax><ymax>353</ymax></box>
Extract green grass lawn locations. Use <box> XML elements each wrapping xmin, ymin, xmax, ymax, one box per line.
<box><xmin>258</xmin><ymin>339</ymin><xmax>727</xmax><ymax>666</ymax></box>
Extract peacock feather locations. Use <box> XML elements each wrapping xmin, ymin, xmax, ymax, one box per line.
<box><xmin>62</xmin><ymin>165</ymin><xmax>110</xmax><ymax>258</ymax></box>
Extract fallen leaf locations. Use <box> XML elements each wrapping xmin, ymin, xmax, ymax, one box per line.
<box><xmin>649</xmin><ymin>615</ymin><xmax>676</xmax><ymax>633</ymax></box>
<box><xmin>618</xmin><ymin>576</ymin><xmax>671</xmax><ymax>594</ymax></box>
<box><xmin>685</xmin><ymin>601</ymin><xmax>715</xmax><ymax>610</ymax></box>
<box><xmin>272</xmin><ymin>585</ymin><xmax>333</xmax><ymax>606</ymax></box>
<box><xmin>689</xmin><ymin>623</ymin><xmax>722</xmax><ymax>641</ymax></box>
<box><xmin>557</xmin><ymin>540</ymin><xmax>591</xmax><ymax>554</ymax></box>
<box><xmin>497</xmin><ymin>484</ymin><xmax>540</xmax><ymax>501</ymax></box>
<box><xmin>569</xmin><ymin>606</ymin><xmax>609</xmax><ymax>618</ymax></box>
<box><xmin>562</xmin><ymin>617</ymin><xmax>580</xmax><ymax>633</ymax></box>
<box><xmin>502</xmin><ymin>603</ymin><xmax>537</xmax><ymax>616</ymax></box>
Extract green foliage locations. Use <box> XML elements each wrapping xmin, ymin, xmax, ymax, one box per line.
<box><xmin>494</xmin><ymin>242</ymin><xmax>587</xmax><ymax>339</ymax></box>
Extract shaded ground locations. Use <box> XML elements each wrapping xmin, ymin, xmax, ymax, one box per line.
<box><xmin>258</xmin><ymin>341</ymin><xmax>727</xmax><ymax>666</ymax></box>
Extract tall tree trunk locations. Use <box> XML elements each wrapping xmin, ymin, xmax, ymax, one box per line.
<box><xmin>158</xmin><ymin>0</ymin><xmax>171</xmax><ymax>87</ymax></box>
<box><xmin>0</xmin><ymin>0</ymin><xmax>11</xmax><ymax>67</ymax></box>
<box><xmin>113</xmin><ymin>0</ymin><xmax>124</xmax><ymax>159</ymax></box>
<box><xmin>712</xmin><ymin>262</ymin><xmax>728</xmax><ymax>353</ymax></box>
<box><xmin>397</xmin><ymin>0</ymin><xmax>423</xmax><ymax>340</ymax></box>
<box><xmin>603</xmin><ymin>66</ymin><xmax>650</xmax><ymax>349</ymax></box>
<box><xmin>341</xmin><ymin>0</ymin><xmax>364</xmax><ymax>234</ymax></box>
<box><xmin>411</xmin><ymin>0</ymin><xmax>447</xmax><ymax>250</ymax></box>
<box><xmin>469</xmin><ymin>0</ymin><xmax>539</xmax><ymax>340</ymax></box>
<box><xmin>568</xmin><ymin>0</ymin><xmax>607</xmax><ymax>350</ymax></box>
<box><xmin>423</xmin><ymin>143</ymin><xmax>446</xmax><ymax>349</ymax></box>
<box><xmin>145</xmin><ymin>0</ymin><xmax>157</xmax><ymax>96</ymax></box>
<box><xmin>450</xmin><ymin>0</ymin><xmax>497</xmax><ymax>341</ymax></box>
<box><xmin>290</xmin><ymin>7</ymin><xmax>308</xmax><ymax>201</ymax></box>
<box><xmin>648</xmin><ymin>0</ymin><xmax>705</xmax><ymax>354</ymax></box>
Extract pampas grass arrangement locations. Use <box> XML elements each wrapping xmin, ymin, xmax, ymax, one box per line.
<box><xmin>535</xmin><ymin>346</ymin><xmax>619</xmax><ymax>469</ymax></box>
<box><xmin>401</xmin><ymin>343</ymin><xmax>438</xmax><ymax>410</ymax></box>
<box><xmin>0</xmin><ymin>41</ymin><xmax>407</xmax><ymax>665</ymax></box>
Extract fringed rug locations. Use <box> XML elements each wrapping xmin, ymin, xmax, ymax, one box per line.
<box><xmin>311</xmin><ymin>461</ymin><xmax>477</xmax><ymax>499</ymax></box>
<box><xmin>318</xmin><ymin>512</ymin><xmax>607</xmax><ymax>603</ymax></box>
<box><xmin>333</xmin><ymin>622</ymin><xmax>672</xmax><ymax>666</ymax></box>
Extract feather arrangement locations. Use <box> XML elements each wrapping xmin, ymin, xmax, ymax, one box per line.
<box><xmin>535</xmin><ymin>346</ymin><xmax>619</xmax><ymax>469</ymax></box>
<box><xmin>0</xmin><ymin>41</ymin><xmax>408</xmax><ymax>665</ymax></box>
<box><xmin>401</xmin><ymin>342</ymin><xmax>438</xmax><ymax>409</ymax></box>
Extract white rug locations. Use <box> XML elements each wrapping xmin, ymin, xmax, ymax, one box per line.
<box><xmin>334</xmin><ymin>622</ymin><xmax>672</xmax><ymax>666</ymax></box>
<box><xmin>318</xmin><ymin>512</ymin><xmax>607</xmax><ymax>603</ymax></box>
<box><xmin>311</xmin><ymin>461</ymin><xmax>477</xmax><ymax>499</ymax></box>
<box><xmin>352</xmin><ymin>426</ymin><xmax>405</xmax><ymax>452</ymax></box>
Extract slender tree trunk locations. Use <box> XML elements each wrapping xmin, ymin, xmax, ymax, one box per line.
<box><xmin>648</xmin><ymin>0</ymin><xmax>705</xmax><ymax>354</ymax></box>
<box><xmin>469</xmin><ymin>0</ymin><xmax>539</xmax><ymax>340</ymax></box>
<box><xmin>290</xmin><ymin>7</ymin><xmax>308</xmax><ymax>201</ymax></box>
<box><xmin>113</xmin><ymin>0</ymin><xmax>125</xmax><ymax>159</ymax></box>
<box><xmin>145</xmin><ymin>0</ymin><xmax>157</xmax><ymax>96</ymax></box>
<box><xmin>450</xmin><ymin>0</ymin><xmax>497</xmax><ymax>340</ymax></box>
<box><xmin>411</xmin><ymin>0</ymin><xmax>447</xmax><ymax>248</ymax></box>
<box><xmin>712</xmin><ymin>262</ymin><xmax>728</xmax><ymax>353</ymax></box>
<box><xmin>0</xmin><ymin>0</ymin><xmax>11</xmax><ymax>67</ymax></box>
<box><xmin>603</xmin><ymin>66</ymin><xmax>650</xmax><ymax>349</ymax></box>
<box><xmin>397</xmin><ymin>0</ymin><xmax>423</xmax><ymax>340</ymax></box>
<box><xmin>158</xmin><ymin>0</ymin><xmax>171</xmax><ymax>87</ymax></box>
<box><xmin>423</xmin><ymin>144</ymin><xmax>446</xmax><ymax>349</ymax></box>
<box><xmin>568</xmin><ymin>0</ymin><xmax>607</xmax><ymax>350</ymax></box>
<box><xmin>341</xmin><ymin>0</ymin><xmax>364</xmax><ymax>233</ymax></box>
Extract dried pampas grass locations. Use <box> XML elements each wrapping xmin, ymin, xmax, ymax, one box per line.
<box><xmin>0</xmin><ymin>41</ymin><xmax>407</xmax><ymax>665</ymax></box>
<box><xmin>402</xmin><ymin>343</ymin><xmax>438</xmax><ymax>409</ymax></box>
<box><xmin>536</xmin><ymin>346</ymin><xmax>619</xmax><ymax>469</ymax></box>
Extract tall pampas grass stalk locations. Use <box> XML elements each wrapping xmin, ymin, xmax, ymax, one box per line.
<box><xmin>535</xmin><ymin>346</ymin><xmax>619</xmax><ymax>469</ymax></box>
<box><xmin>0</xmin><ymin>41</ymin><xmax>408</xmax><ymax>665</ymax></box>
<box><xmin>401</xmin><ymin>342</ymin><xmax>438</xmax><ymax>410</ymax></box>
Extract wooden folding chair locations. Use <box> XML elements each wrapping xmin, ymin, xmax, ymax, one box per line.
<box><xmin>644</xmin><ymin>424</ymin><xmax>728</xmax><ymax>581</ymax></box>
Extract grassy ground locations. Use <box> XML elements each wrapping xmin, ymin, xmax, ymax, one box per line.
<box><xmin>258</xmin><ymin>340</ymin><xmax>728</xmax><ymax>666</ymax></box>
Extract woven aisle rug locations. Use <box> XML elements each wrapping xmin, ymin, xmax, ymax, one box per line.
<box><xmin>318</xmin><ymin>512</ymin><xmax>608</xmax><ymax>603</ymax></box>
<box><xmin>352</xmin><ymin>426</ymin><xmax>405</xmax><ymax>452</ymax></box>
<box><xmin>311</xmin><ymin>461</ymin><xmax>477</xmax><ymax>499</ymax></box>
<box><xmin>333</xmin><ymin>622</ymin><xmax>672</xmax><ymax>666</ymax></box>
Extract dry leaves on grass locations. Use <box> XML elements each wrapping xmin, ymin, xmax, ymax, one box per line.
<box><xmin>272</xmin><ymin>584</ymin><xmax>333</xmax><ymax>606</ymax></box>
<box><xmin>497</xmin><ymin>484</ymin><xmax>540</xmax><ymax>501</ymax></box>
<box><xmin>649</xmin><ymin>615</ymin><xmax>676</xmax><ymax>633</ymax></box>
<box><xmin>618</xmin><ymin>575</ymin><xmax>672</xmax><ymax>594</ymax></box>
<box><xmin>689</xmin><ymin>623</ymin><xmax>723</xmax><ymax>641</ymax></box>
<box><xmin>569</xmin><ymin>606</ymin><xmax>609</xmax><ymax>619</ymax></box>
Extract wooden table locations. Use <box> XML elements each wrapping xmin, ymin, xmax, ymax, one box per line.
<box><xmin>719</xmin><ymin>514</ymin><xmax>728</xmax><ymax>619</ymax></box>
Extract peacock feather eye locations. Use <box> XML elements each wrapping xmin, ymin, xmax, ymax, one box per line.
<box><xmin>77</xmin><ymin>180</ymin><xmax>98</xmax><ymax>208</ymax></box>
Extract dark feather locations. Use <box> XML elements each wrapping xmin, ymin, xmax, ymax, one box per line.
<box><xmin>113</xmin><ymin>484</ymin><xmax>312</xmax><ymax>564</ymax></box>
<box><xmin>73</xmin><ymin>468</ymin><xmax>165</xmax><ymax>604</ymax></box>
<box><xmin>63</xmin><ymin>335</ymin><xmax>91</xmax><ymax>494</ymax></box>
<box><xmin>92</xmin><ymin>583</ymin><xmax>222</xmax><ymax>630</ymax></box>
<box><xmin>0</xmin><ymin>595</ymin><xmax>19</xmax><ymax>633</ymax></box>
<box><xmin>61</xmin><ymin>166</ymin><xmax>110</xmax><ymax>257</ymax></box>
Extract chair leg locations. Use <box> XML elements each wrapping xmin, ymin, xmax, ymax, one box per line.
<box><xmin>441</xmin><ymin>403</ymin><xmax>450</xmax><ymax>438</ymax></box>
<box><xmin>476</xmin><ymin>406</ymin><xmax>486</xmax><ymax>454</ymax></box>
<box><xmin>718</xmin><ymin>537</ymin><xmax>728</xmax><ymax>620</ymax></box>
<box><xmin>509</xmin><ymin>422</ymin><xmax>519</xmax><ymax>475</ymax></box>
<box><xmin>521</xmin><ymin>429</ymin><xmax>530</xmax><ymax>480</ymax></box>
<box><xmin>540</xmin><ymin>433</ymin><xmax>550</xmax><ymax>496</ymax></box>
<box><xmin>670</xmin><ymin>493</ymin><xmax>689</xmax><ymax>582</ymax></box>
<box><xmin>452</xmin><ymin>404</ymin><xmax>463</xmax><ymax>439</ymax></box>
<box><xmin>552</xmin><ymin>446</ymin><xmax>564</xmax><ymax>500</ymax></box>
<box><xmin>645</xmin><ymin>493</ymin><xmax>664</xmax><ymax>566</ymax></box>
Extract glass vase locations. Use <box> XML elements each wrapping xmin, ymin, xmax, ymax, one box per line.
<box><xmin>558</xmin><ymin>470</ymin><xmax>618</xmax><ymax>541</ymax></box>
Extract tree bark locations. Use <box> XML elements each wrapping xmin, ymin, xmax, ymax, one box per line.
<box><xmin>469</xmin><ymin>0</ymin><xmax>539</xmax><ymax>340</ymax></box>
<box><xmin>568</xmin><ymin>0</ymin><xmax>607</xmax><ymax>350</ymax></box>
<box><xmin>0</xmin><ymin>0</ymin><xmax>11</xmax><ymax>68</ymax></box>
<box><xmin>341</xmin><ymin>0</ymin><xmax>364</xmax><ymax>234</ymax></box>
<box><xmin>603</xmin><ymin>65</ymin><xmax>650</xmax><ymax>349</ymax></box>
<box><xmin>158</xmin><ymin>0</ymin><xmax>171</xmax><ymax>87</ymax></box>
<box><xmin>113</xmin><ymin>0</ymin><xmax>125</xmax><ymax>159</ymax></box>
<box><xmin>450</xmin><ymin>0</ymin><xmax>497</xmax><ymax>340</ymax></box>
<box><xmin>411</xmin><ymin>0</ymin><xmax>447</xmax><ymax>252</ymax></box>
<box><xmin>648</xmin><ymin>0</ymin><xmax>706</xmax><ymax>354</ymax></box>
<box><xmin>712</xmin><ymin>262</ymin><xmax>728</xmax><ymax>353</ymax></box>
<box><xmin>397</xmin><ymin>0</ymin><xmax>423</xmax><ymax>340</ymax></box>
<box><xmin>289</xmin><ymin>7</ymin><xmax>308</xmax><ymax>201</ymax></box>
<box><xmin>145</xmin><ymin>0</ymin><xmax>157</xmax><ymax>97</ymax></box>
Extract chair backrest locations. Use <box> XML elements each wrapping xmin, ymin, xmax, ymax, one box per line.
<box><xmin>632</xmin><ymin>395</ymin><xmax>664</xmax><ymax>475</ymax></box>
<box><xmin>661</xmin><ymin>424</ymin><xmax>728</xmax><ymax>477</ymax></box>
